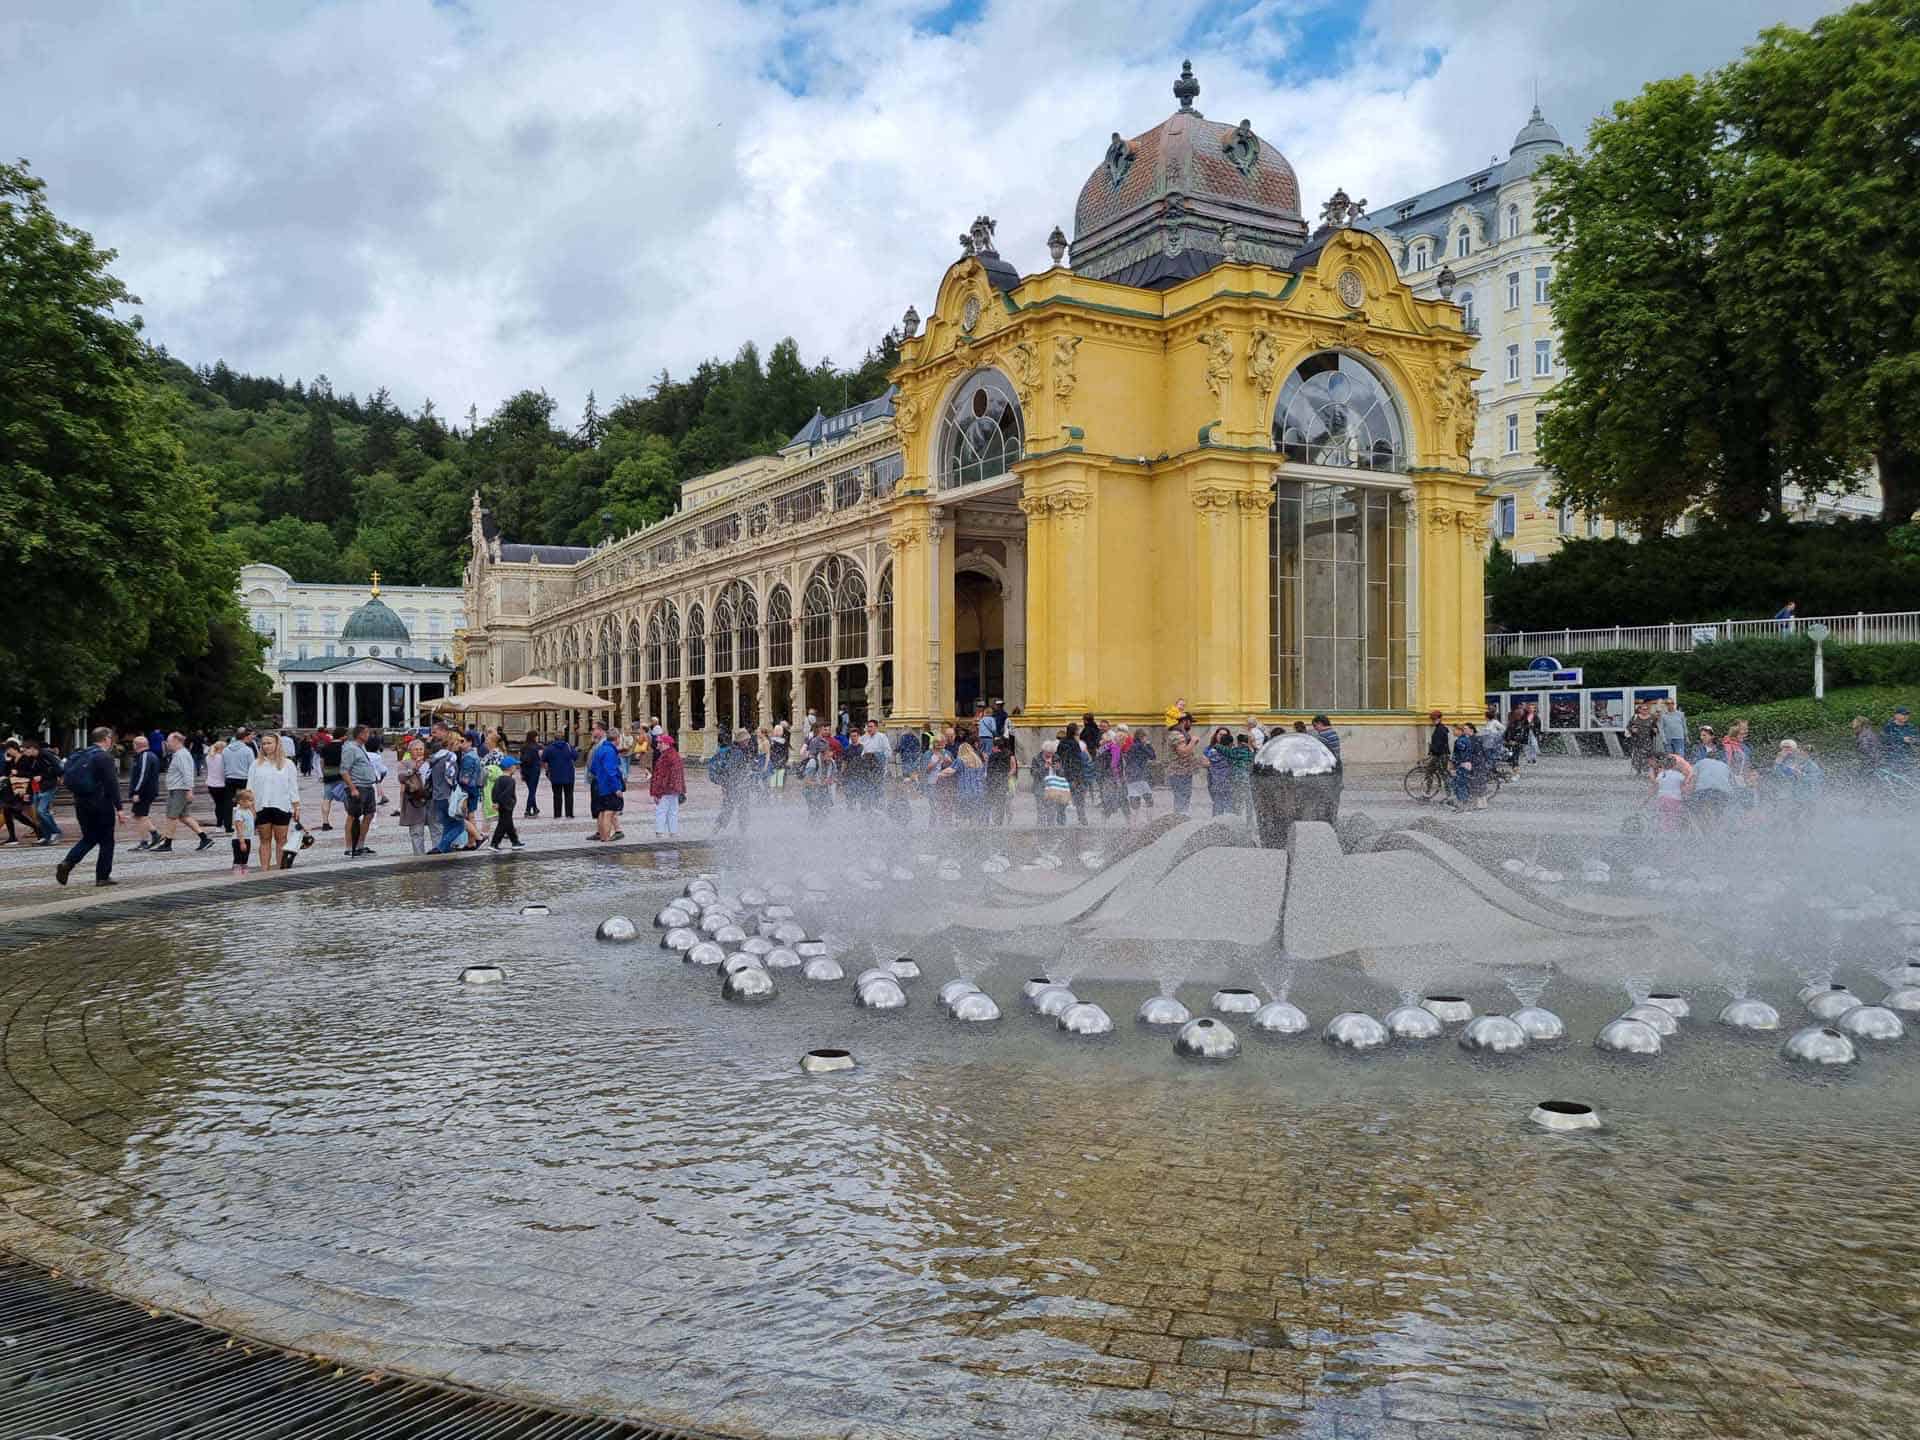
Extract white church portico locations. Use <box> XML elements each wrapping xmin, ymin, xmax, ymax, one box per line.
<box><xmin>270</xmin><ymin>577</ymin><xmax>452</xmax><ymax>730</ymax></box>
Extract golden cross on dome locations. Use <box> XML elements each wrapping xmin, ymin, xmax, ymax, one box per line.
<box><xmin>370</xmin><ymin>569</ymin><xmax>382</xmax><ymax>597</ymax></box>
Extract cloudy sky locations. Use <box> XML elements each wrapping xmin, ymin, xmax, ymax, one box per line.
<box><xmin>6</xmin><ymin>0</ymin><xmax>1845</xmax><ymax>425</ymax></box>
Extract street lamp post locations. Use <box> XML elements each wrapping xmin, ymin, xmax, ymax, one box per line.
<box><xmin>1807</xmin><ymin>621</ymin><xmax>1830</xmax><ymax>700</ymax></box>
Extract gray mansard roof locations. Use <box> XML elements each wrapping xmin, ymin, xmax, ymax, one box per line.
<box><xmin>788</xmin><ymin>386</ymin><xmax>897</xmax><ymax>448</ymax></box>
<box><xmin>1371</xmin><ymin>106</ymin><xmax>1566</xmax><ymax>244</ymax></box>
<box><xmin>499</xmin><ymin>543</ymin><xmax>593</xmax><ymax>564</ymax></box>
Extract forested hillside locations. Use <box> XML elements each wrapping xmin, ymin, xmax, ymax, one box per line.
<box><xmin>163</xmin><ymin>330</ymin><xmax>900</xmax><ymax>587</ymax></box>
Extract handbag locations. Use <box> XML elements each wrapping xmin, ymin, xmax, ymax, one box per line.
<box><xmin>447</xmin><ymin>787</ymin><xmax>469</xmax><ymax>819</ymax></box>
<box><xmin>1044</xmin><ymin>774</ymin><xmax>1072</xmax><ymax>806</ymax></box>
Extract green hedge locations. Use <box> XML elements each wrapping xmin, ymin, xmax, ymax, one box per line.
<box><xmin>1485</xmin><ymin>519</ymin><xmax>1920</xmax><ymax>631</ymax></box>
<box><xmin>1689</xmin><ymin>685</ymin><xmax>1914</xmax><ymax>762</ymax></box>
<box><xmin>1487</xmin><ymin>639</ymin><xmax>1920</xmax><ymax>706</ymax></box>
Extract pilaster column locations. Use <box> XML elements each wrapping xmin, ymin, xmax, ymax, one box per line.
<box><xmin>282</xmin><ymin>682</ymin><xmax>295</xmax><ymax>730</ymax></box>
<box><xmin>1004</xmin><ymin>534</ymin><xmax>1027</xmax><ymax>713</ymax></box>
<box><xmin>347</xmin><ymin>683</ymin><xmax>358</xmax><ymax>728</ymax></box>
<box><xmin>1413</xmin><ymin>473</ymin><xmax>1487</xmax><ymax>717</ymax></box>
<box><xmin>882</xmin><ymin>488</ymin><xmax>935</xmax><ymax>728</ymax></box>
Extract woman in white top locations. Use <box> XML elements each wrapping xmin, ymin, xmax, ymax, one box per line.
<box><xmin>248</xmin><ymin>732</ymin><xmax>303</xmax><ymax>871</ymax></box>
<box><xmin>206</xmin><ymin>740</ymin><xmax>230</xmax><ymax>832</ymax></box>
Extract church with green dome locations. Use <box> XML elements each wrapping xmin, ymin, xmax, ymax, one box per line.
<box><xmin>269</xmin><ymin>574</ymin><xmax>455</xmax><ymax>730</ymax></box>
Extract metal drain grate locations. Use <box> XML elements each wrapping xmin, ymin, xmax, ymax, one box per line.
<box><xmin>0</xmin><ymin>1258</ymin><xmax>722</xmax><ymax>1440</ymax></box>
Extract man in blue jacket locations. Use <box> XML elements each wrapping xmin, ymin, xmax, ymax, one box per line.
<box><xmin>587</xmin><ymin>722</ymin><xmax>625</xmax><ymax>841</ymax></box>
<box><xmin>542</xmin><ymin>732</ymin><xmax>577</xmax><ymax>819</ymax></box>
<box><xmin>55</xmin><ymin>727</ymin><xmax>125</xmax><ymax>887</ymax></box>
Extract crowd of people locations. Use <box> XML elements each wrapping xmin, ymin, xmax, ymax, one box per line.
<box><xmin>11</xmin><ymin>692</ymin><xmax>1911</xmax><ymax>886</ymax></box>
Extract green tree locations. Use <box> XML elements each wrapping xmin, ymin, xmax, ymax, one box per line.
<box><xmin>297</xmin><ymin>401</ymin><xmax>350</xmax><ymax>528</ymax></box>
<box><xmin>1712</xmin><ymin>0</ymin><xmax>1920</xmax><ymax>525</ymax></box>
<box><xmin>0</xmin><ymin>161</ymin><xmax>244</xmax><ymax>732</ymax></box>
<box><xmin>221</xmin><ymin>514</ymin><xmax>345</xmax><ymax>582</ymax></box>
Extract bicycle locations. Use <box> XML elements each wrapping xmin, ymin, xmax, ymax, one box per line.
<box><xmin>1404</xmin><ymin>756</ymin><xmax>1450</xmax><ymax>802</ymax></box>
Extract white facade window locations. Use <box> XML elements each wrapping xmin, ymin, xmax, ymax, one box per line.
<box><xmin>1506</xmin><ymin>412</ymin><xmax>1520</xmax><ymax>453</ymax></box>
<box><xmin>250</xmin><ymin>609</ymin><xmax>273</xmax><ymax>635</ymax></box>
<box><xmin>1588</xmin><ymin>514</ymin><xmax>1603</xmax><ymax>538</ymax></box>
<box><xmin>452</xmin><ymin>612</ymin><xmax>466</xmax><ymax>628</ymax></box>
<box><xmin>1535</xmin><ymin>340</ymin><xmax>1553</xmax><ymax>377</ymax></box>
<box><xmin>429</xmin><ymin>614</ymin><xmax>444</xmax><ymax>635</ymax></box>
<box><xmin>1455</xmin><ymin>228</ymin><xmax>1470</xmax><ymax>258</ymax></box>
<box><xmin>1505</xmin><ymin>204</ymin><xmax>1520</xmax><ymax>239</ymax></box>
<box><xmin>294</xmin><ymin>608</ymin><xmax>311</xmax><ymax>633</ymax></box>
<box><xmin>1558</xmin><ymin>502</ymin><xmax>1573</xmax><ymax>535</ymax></box>
<box><xmin>1535</xmin><ymin>266</ymin><xmax>1552</xmax><ymax>303</ymax></box>
<box><xmin>320</xmin><ymin>609</ymin><xmax>339</xmax><ymax>635</ymax></box>
<box><xmin>325</xmin><ymin>643</ymin><xmax>336</xmax><ymax>657</ymax></box>
<box><xmin>1410</xmin><ymin>240</ymin><xmax>1429</xmax><ymax>271</ymax></box>
<box><xmin>1506</xmin><ymin>345</ymin><xmax>1521</xmax><ymax>382</ymax></box>
<box><xmin>1496</xmin><ymin>496</ymin><xmax>1516</xmax><ymax>536</ymax></box>
<box><xmin>1506</xmin><ymin>271</ymin><xmax>1520</xmax><ymax>309</ymax></box>
<box><xmin>1458</xmin><ymin>290</ymin><xmax>1475</xmax><ymax>329</ymax></box>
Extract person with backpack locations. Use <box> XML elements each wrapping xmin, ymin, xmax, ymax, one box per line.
<box><xmin>649</xmin><ymin>733</ymin><xmax>687</xmax><ymax>836</ymax></box>
<box><xmin>488</xmin><ymin>756</ymin><xmax>524</xmax><ymax>849</ymax></box>
<box><xmin>429</xmin><ymin>735</ymin><xmax>467</xmax><ymax>854</ymax></box>
<box><xmin>397</xmin><ymin>738</ymin><xmax>431</xmax><ymax>854</ymax></box>
<box><xmin>54</xmin><ymin>727</ymin><xmax>124</xmax><ymax>886</ymax></box>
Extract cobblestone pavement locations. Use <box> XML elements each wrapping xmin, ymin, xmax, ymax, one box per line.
<box><xmin>2</xmin><ymin>850</ymin><xmax>1917</xmax><ymax>1439</ymax></box>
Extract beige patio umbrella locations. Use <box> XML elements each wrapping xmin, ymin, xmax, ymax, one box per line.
<box><xmin>433</xmin><ymin>674</ymin><xmax>614</xmax><ymax>713</ymax></box>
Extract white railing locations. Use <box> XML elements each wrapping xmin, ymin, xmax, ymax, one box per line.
<box><xmin>1486</xmin><ymin>611</ymin><xmax>1920</xmax><ymax>658</ymax></box>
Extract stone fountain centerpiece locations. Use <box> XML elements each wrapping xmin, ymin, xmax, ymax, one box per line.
<box><xmin>1250</xmin><ymin>733</ymin><xmax>1341</xmax><ymax>847</ymax></box>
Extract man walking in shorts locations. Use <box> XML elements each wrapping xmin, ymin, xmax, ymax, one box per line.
<box><xmin>127</xmin><ymin>734</ymin><xmax>162</xmax><ymax>850</ymax></box>
<box><xmin>341</xmin><ymin>723</ymin><xmax>380</xmax><ymax>857</ymax></box>
<box><xmin>156</xmin><ymin>732</ymin><xmax>214</xmax><ymax>852</ymax></box>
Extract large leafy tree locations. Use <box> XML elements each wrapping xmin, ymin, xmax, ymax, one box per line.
<box><xmin>1712</xmin><ymin>0</ymin><xmax>1920</xmax><ymax>526</ymax></box>
<box><xmin>1539</xmin><ymin>1</ymin><xmax>1916</xmax><ymax>527</ymax></box>
<box><xmin>1535</xmin><ymin>78</ymin><xmax>1840</xmax><ymax>526</ymax></box>
<box><xmin>0</xmin><ymin>161</ymin><xmax>251</xmax><ymax>732</ymax></box>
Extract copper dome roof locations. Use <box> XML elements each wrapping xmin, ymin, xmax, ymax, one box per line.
<box><xmin>1070</xmin><ymin>62</ymin><xmax>1306</xmax><ymax>288</ymax></box>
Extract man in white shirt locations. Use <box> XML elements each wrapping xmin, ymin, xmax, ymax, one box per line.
<box><xmin>857</xmin><ymin>720</ymin><xmax>893</xmax><ymax>811</ymax></box>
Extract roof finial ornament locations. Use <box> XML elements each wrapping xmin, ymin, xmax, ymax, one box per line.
<box><xmin>1173</xmin><ymin>59</ymin><xmax>1199</xmax><ymax>113</ymax></box>
<box><xmin>1319</xmin><ymin>188</ymin><xmax>1367</xmax><ymax>230</ymax></box>
<box><xmin>901</xmin><ymin>304</ymin><xmax>920</xmax><ymax>339</ymax></box>
<box><xmin>1046</xmin><ymin>225</ymin><xmax>1067</xmax><ymax>266</ymax></box>
<box><xmin>369</xmin><ymin>569</ymin><xmax>381</xmax><ymax>597</ymax></box>
<box><xmin>969</xmin><ymin>215</ymin><xmax>999</xmax><ymax>258</ymax></box>
<box><xmin>958</xmin><ymin>230</ymin><xmax>975</xmax><ymax>257</ymax></box>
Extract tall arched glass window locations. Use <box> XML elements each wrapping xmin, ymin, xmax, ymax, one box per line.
<box><xmin>938</xmin><ymin>369</ymin><xmax>1023</xmax><ymax>490</ymax></box>
<box><xmin>1504</xmin><ymin>203</ymin><xmax>1520</xmax><ymax>239</ymax></box>
<box><xmin>1274</xmin><ymin>353</ymin><xmax>1408</xmax><ymax>473</ymax></box>
<box><xmin>767</xmin><ymin>586</ymin><xmax>793</xmax><ymax>669</ymax></box>
<box><xmin>662</xmin><ymin>605</ymin><xmax>682</xmax><ymax>681</ymax></box>
<box><xmin>686</xmin><ymin>606</ymin><xmax>706</xmax><ymax>677</ymax></box>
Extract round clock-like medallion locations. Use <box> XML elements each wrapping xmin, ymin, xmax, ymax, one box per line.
<box><xmin>1337</xmin><ymin>269</ymin><xmax>1366</xmax><ymax>309</ymax></box>
<box><xmin>961</xmin><ymin>294</ymin><xmax>982</xmax><ymax>331</ymax></box>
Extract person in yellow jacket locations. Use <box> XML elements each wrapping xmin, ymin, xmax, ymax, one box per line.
<box><xmin>1163</xmin><ymin>697</ymin><xmax>1191</xmax><ymax>730</ymax></box>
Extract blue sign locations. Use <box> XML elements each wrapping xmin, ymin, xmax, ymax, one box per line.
<box><xmin>1528</xmin><ymin>656</ymin><xmax>1561</xmax><ymax>671</ymax></box>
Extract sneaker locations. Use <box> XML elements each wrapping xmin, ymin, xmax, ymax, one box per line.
<box><xmin>96</xmin><ymin>877</ymin><xmax>119</xmax><ymax>887</ymax></box>
<box><xmin>612</xmin><ymin>830</ymin><xmax>626</xmax><ymax>841</ymax></box>
<box><xmin>34</xmin><ymin>837</ymin><xmax>52</xmax><ymax>847</ymax></box>
<box><xmin>356</xmin><ymin>848</ymin><xmax>376</xmax><ymax>857</ymax></box>
<box><xmin>54</xmin><ymin>862</ymin><xmax>71</xmax><ymax>886</ymax></box>
<box><xmin>320</xmin><ymin>823</ymin><xmax>333</xmax><ymax>831</ymax></box>
<box><xmin>135</xmin><ymin>838</ymin><xmax>151</xmax><ymax>851</ymax></box>
<box><xmin>510</xmin><ymin>841</ymin><xmax>526</xmax><ymax>849</ymax></box>
<box><xmin>155</xmin><ymin>839</ymin><xmax>173</xmax><ymax>852</ymax></box>
<box><xmin>196</xmin><ymin>834</ymin><xmax>215</xmax><ymax>851</ymax></box>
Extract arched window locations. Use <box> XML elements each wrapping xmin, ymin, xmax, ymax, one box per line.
<box><xmin>1455</xmin><ymin>228</ymin><xmax>1470</xmax><ymax>258</ymax></box>
<box><xmin>802</xmin><ymin>564</ymin><xmax>835</xmax><ymax>665</ymax></box>
<box><xmin>1504</xmin><ymin>203</ymin><xmax>1521</xmax><ymax>239</ymax></box>
<box><xmin>662</xmin><ymin>605</ymin><xmax>682</xmax><ymax>681</ymax></box>
<box><xmin>767</xmin><ymin>585</ymin><xmax>793</xmax><ymax>669</ymax></box>
<box><xmin>686</xmin><ymin>605</ymin><xmax>706</xmax><ymax>677</ymax></box>
<box><xmin>835</xmin><ymin>563</ymin><xmax>867</xmax><ymax>659</ymax></box>
<box><xmin>712</xmin><ymin>590</ymin><xmax>736</xmax><ymax>676</ymax></box>
<box><xmin>876</xmin><ymin>566</ymin><xmax>894</xmax><ymax>656</ymax></box>
<box><xmin>627</xmin><ymin>620</ymin><xmax>643</xmax><ymax>684</ymax></box>
<box><xmin>1409</xmin><ymin>240</ymin><xmax>1429</xmax><ymax>271</ymax></box>
<box><xmin>1274</xmin><ymin>353</ymin><xmax>1408</xmax><ymax>473</ymax></box>
<box><xmin>736</xmin><ymin>586</ymin><xmax>759</xmax><ymax>672</ymax></box>
<box><xmin>646</xmin><ymin>610</ymin><xmax>665</xmax><ymax>682</ymax></box>
<box><xmin>1458</xmin><ymin>289</ymin><xmax>1475</xmax><ymax>330</ymax></box>
<box><xmin>939</xmin><ymin>369</ymin><xmax>1023</xmax><ymax>490</ymax></box>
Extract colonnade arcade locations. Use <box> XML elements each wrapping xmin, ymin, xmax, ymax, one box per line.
<box><xmin>525</xmin><ymin>553</ymin><xmax>899</xmax><ymax>743</ymax></box>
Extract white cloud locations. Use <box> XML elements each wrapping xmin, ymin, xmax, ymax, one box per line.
<box><xmin>3</xmin><ymin>0</ymin><xmax>1847</xmax><ymax>425</ymax></box>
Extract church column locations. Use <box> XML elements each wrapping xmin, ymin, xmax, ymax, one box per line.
<box><xmin>281</xmin><ymin>681</ymin><xmax>294</xmax><ymax>731</ymax></box>
<box><xmin>347</xmin><ymin>682</ymin><xmax>358</xmax><ymax>729</ymax></box>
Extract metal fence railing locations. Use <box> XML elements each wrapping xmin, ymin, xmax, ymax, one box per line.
<box><xmin>1485</xmin><ymin>611</ymin><xmax>1920</xmax><ymax>658</ymax></box>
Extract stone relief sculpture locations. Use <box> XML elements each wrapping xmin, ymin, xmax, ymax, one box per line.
<box><xmin>1197</xmin><ymin>329</ymin><xmax>1233</xmax><ymax>400</ymax></box>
